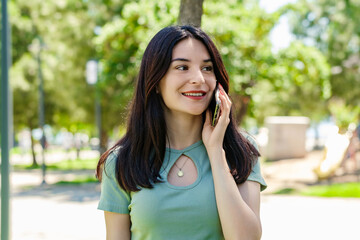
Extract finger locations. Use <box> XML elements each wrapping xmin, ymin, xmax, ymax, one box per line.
<box><xmin>218</xmin><ymin>85</ymin><xmax>231</xmax><ymax>116</ymax></box>
<box><xmin>219</xmin><ymin>90</ymin><xmax>230</xmax><ymax>115</ymax></box>
<box><xmin>219</xmin><ymin>84</ymin><xmax>232</xmax><ymax>105</ymax></box>
<box><xmin>217</xmin><ymin>90</ymin><xmax>231</xmax><ymax>126</ymax></box>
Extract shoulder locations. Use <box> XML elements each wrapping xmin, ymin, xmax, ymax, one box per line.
<box><xmin>240</xmin><ymin>131</ymin><xmax>260</xmax><ymax>151</ymax></box>
<box><xmin>240</xmin><ymin>131</ymin><xmax>267</xmax><ymax>191</ymax></box>
<box><xmin>98</xmin><ymin>145</ymin><xmax>131</xmax><ymax>214</ymax></box>
<box><xmin>103</xmin><ymin>146</ymin><xmax>122</xmax><ymax>176</ymax></box>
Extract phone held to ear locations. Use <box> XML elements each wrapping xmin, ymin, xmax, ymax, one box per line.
<box><xmin>212</xmin><ymin>87</ymin><xmax>221</xmax><ymax>126</ymax></box>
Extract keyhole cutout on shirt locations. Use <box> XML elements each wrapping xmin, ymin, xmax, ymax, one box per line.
<box><xmin>167</xmin><ymin>154</ymin><xmax>198</xmax><ymax>187</ymax></box>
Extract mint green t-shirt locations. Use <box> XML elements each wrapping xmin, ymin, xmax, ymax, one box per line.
<box><xmin>98</xmin><ymin>140</ymin><xmax>267</xmax><ymax>240</ymax></box>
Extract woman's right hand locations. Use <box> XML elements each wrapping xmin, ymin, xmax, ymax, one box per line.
<box><xmin>202</xmin><ymin>84</ymin><xmax>232</xmax><ymax>156</ymax></box>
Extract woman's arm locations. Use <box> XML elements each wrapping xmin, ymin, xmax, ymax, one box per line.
<box><xmin>202</xmin><ymin>84</ymin><xmax>262</xmax><ymax>240</ymax></box>
<box><xmin>208</xmin><ymin>149</ymin><xmax>262</xmax><ymax>240</ymax></box>
<box><xmin>238</xmin><ymin>181</ymin><xmax>261</xmax><ymax>227</ymax></box>
<box><xmin>104</xmin><ymin>211</ymin><xmax>131</xmax><ymax>240</ymax></box>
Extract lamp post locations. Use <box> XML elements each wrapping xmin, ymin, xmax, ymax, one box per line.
<box><xmin>86</xmin><ymin>60</ymin><xmax>102</xmax><ymax>154</ymax></box>
<box><xmin>1</xmin><ymin>0</ymin><xmax>11</xmax><ymax>238</ymax></box>
<box><xmin>37</xmin><ymin>36</ymin><xmax>46</xmax><ymax>185</ymax></box>
<box><xmin>29</xmin><ymin>36</ymin><xmax>47</xmax><ymax>184</ymax></box>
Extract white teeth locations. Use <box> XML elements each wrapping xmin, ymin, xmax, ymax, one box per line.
<box><xmin>183</xmin><ymin>93</ymin><xmax>204</xmax><ymax>96</ymax></box>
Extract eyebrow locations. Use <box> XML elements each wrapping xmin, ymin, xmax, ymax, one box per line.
<box><xmin>171</xmin><ymin>58</ymin><xmax>212</xmax><ymax>63</ymax></box>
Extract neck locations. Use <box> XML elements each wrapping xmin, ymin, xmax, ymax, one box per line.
<box><xmin>164</xmin><ymin>111</ymin><xmax>203</xmax><ymax>150</ymax></box>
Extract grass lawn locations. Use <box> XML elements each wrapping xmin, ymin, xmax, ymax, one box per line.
<box><xmin>274</xmin><ymin>182</ymin><xmax>360</xmax><ymax>198</ymax></box>
<box><xmin>55</xmin><ymin>176</ymin><xmax>99</xmax><ymax>185</ymax></box>
<box><xmin>13</xmin><ymin>157</ymin><xmax>98</xmax><ymax>171</ymax></box>
<box><xmin>10</xmin><ymin>146</ymin><xmax>92</xmax><ymax>155</ymax></box>
<box><xmin>301</xmin><ymin>182</ymin><xmax>360</xmax><ymax>198</ymax></box>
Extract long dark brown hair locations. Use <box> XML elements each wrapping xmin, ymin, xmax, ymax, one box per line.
<box><xmin>96</xmin><ymin>25</ymin><xmax>260</xmax><ymax>191</ymax></box>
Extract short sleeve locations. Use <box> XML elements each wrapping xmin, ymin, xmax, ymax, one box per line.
<box><xmin>244</xmin><ymin>133</ymin><xmax>267</xmax><ymax>191</ymax></box>
<box><xmin>97</xmin><ymin>150</ymin><xmax>131</xmax><ymax>214</ymax></box>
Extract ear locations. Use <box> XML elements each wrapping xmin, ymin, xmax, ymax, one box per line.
<box><xmin>156</xmin><ymin>86</ymin><xmax>160</xmax><ymax>94</ymax></box>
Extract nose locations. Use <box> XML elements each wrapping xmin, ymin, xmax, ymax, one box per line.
<box><xmin>190</xmin><ymin>69</ymin><xmax>205</xmax><ymax>84</ymax></box>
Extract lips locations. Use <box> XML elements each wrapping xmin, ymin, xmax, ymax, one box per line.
<box><xmin>181</xmin><ymin>90</ymin><xmax>207</xmax><ymax>100</ymax></box>
<box><xmin>182</xmin><ymin>92</ymin><xmax>205</xmax><ymax>97</ymax></box>
<box><xmin>182</xmin><ymin>91</ymin><xmax>206</xmax><ymax>97</ymax></box>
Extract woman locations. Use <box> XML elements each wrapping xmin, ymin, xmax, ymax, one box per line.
<box><xmin>96</xmin><ymin>25</ymin><xmax>267</xmax><ymax>240</ymax></box>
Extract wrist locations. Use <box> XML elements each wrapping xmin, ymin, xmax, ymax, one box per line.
<box><xmin>207</xmin><ymin>148</ymin><xmax>229</xmax><ymax>168</ymax></box>
<box><xmin>208</xmin><ymin>150</ymin><xmax>231</xmax><ymax>175</ymax></box>
<box><xmin>206</xmin><ymin>147</ymin><xmax>224</xmax><ymax>159</ymax></box>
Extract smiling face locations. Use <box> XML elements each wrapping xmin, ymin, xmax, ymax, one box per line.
<box><xmin>158</xmin><ymin>38</ymin><xmax>217</xmax><ymax>117</ymax></box>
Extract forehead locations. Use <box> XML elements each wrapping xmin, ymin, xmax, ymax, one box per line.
<box><xmin>172</xmin><ymin>38</ymin><xmax>211</xmax><ymax>59</ymax></box>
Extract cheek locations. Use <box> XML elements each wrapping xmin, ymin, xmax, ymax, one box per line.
<box><xmin>158</xmin><ymin>79</ymin><xmax>168</xmax><ymax>98</ymax></box>
<box><xmin>208</xmin><ymin>78</ymin><xmax>217</xmax><ymax>93</ymax></box>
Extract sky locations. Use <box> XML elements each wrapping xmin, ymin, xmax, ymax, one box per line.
<box><xmin>259</xmin><ymin>0</ymin><xmax>297</xmax><ymax>52</ymax></box>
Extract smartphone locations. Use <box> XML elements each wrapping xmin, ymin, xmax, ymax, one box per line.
<box><xmin>212</xmin><ymin>87</ymin><xmax>221</xmax><ymax>126</ymax></box>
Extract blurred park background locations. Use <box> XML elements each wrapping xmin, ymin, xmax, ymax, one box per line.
<box><xmin>1</xmin><ymin>0</ymin><xmax>360</xmax><ymax>239</ymax></box>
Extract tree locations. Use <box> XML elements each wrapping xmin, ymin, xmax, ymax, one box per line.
<box><xmin>10</xmin><ymin>0</ymin><xmax>97</xmax><ymax>163</ymax></box>
<box><xmin>201</xmin><ymin>0</ymin><xmax>281</xmax><ymax>125</ymax></box>
<box><xmin>253</xmin><ymin>41</ymin><xmax>331</xmax><ymax>124</ymax></box>
<box><xmin>94</xmin><ymin>0</ymin><xmax>179</xmax><ymax>150</ymax></box>
<box><xmin>178</xmin><ymin>0</ymin><xmax>204</xmax><ymax>27</ymax></box>
<box><xmin>95</xmin><ymin>0</ymin><xmax>333</xmax><ymax>140</ymax></box>
<box><xmin>9</xmin><ymin>0</ymin><xmax>333</xmax><ymax>154</ymax></box>
<box><xmin>11</xmin><ymin>54</ymin><xmax>39</xmax><ymax>165</ymax></box>
<box><xmin>201</xmin><ymin>0</ymin><xmax>332</xmax><ymax>127</ymax></box>
<box><xmin>289</xmin><ymin>0</ymin><xmax>360</xmax><ymax>127</ymax></box>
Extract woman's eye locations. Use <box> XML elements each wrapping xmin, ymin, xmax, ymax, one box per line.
<box><xmin>202</xmin><ymin>66</ymin><xmax>213</xmax><ymax>71</ymax></box>
<box><xmin>176</xmin><ymin>65</ymin><xmax>188</xmax><ymax>71</ymax></box>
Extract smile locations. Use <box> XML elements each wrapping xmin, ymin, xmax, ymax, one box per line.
<box><xmin>181</xmin><ymin>91</ymin><xmax>207</xmax><ymax>100</ymax></box>
<box><xmin>182</xmin><ymin>93</ymin><xmax>205</xmax><ymax>97</ymax></box>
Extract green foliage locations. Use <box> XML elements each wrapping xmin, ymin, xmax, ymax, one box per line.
<box><xmin>11</xmin><ymin>53</ymin><xmax>39</xmax><ymax>129</ymax></box>
<box><xmin>94</xmin><ymin>0</ymin><xmax>179</xmax><ymax>136</ymax></box>
<box><xmin>254</xmin><ymin>41</ymin><xmax>331</xmax><ymax>123</ymax></box>
<box><xmin>202</xmin><ymin>0</ymin><xmax>278</xmax><ymax>124</ymax></box>
<box><xmin>10</xmin><ymin>0</ymin><xmax>97</xmax><ymax>133</ymax></box>
<box><xmin>86</xmin><ymin>0</ymin><xmax>133</xmax><ymax>26</ymax></box>
<box><xmin>328</xmin><ymin>99</ymin><xmax>360</xmax><ymax>132</ymax></box>
<box><xmin>289</xmin><ymin>0</ymin><xmax>360</xmax><ymax>127</ymax></box>
<box><xmin>9</xmin><ymin>0</ymin><xmax>349</xmax><ymax>144</ymax></box>
<box><xmin>8</xmin><ymin>0</ymin><xmax>37</xmax><ymax>64</ymax></box>
<box><xmin>201</xmin><ymin>0</ymin><xmax>331</xmax><ymax>126</ymax></box>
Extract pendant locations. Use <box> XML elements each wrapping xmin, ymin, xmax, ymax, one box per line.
<box><xmin>177</xmin><ymin>170</ymin><xmax>184</xmax><ymax>177</ymax></box>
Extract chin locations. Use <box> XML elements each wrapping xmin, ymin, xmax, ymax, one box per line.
<box><xmin>187</xmin><ymin>109</ymin><xmax>207</xmax><ymax>116</ymax></box>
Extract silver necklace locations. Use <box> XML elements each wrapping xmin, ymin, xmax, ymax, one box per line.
<box><xmin>174</xmin><ymin>156</ymin><xmax>190</xmax><ymax>177</ymax></box>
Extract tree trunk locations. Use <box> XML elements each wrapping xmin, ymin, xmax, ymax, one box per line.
<box><xmin>100</xmin><ymin>129</ymin><xmax>108</xmax><ymax>155</ymax></box>
<box><xmin>178</xmin><ymin>0</ymin><xmax>204</xmax><ymax>27</ymax></box>
<box><xmin>29</xmin><ymin>129</ymin><xmax>38</xmax><ymax>167</ymax></box>
<box><xmin>232</xmin><ymin>94</ymin><xmax>250</xmax><ymax>126</ymax></box>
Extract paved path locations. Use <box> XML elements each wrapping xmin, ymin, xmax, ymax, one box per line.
<box><xmin>261</xmin><ymin>195</ymin><xmax>360</xmax><ymax>240</ymax></box>
<box><xmin>6</xmin><ymin>149</ymin><xmax>360</xmax><ymax>239</ymax></box>
<box><xmin>10</xmin><ymin>182</ymin><xmax>360</xmax><ymax>240</ymax></box>
<box><xmin>12</xmin><ymin>184</ymin><xmax>104</xmax><ymax>240</ymax></box>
